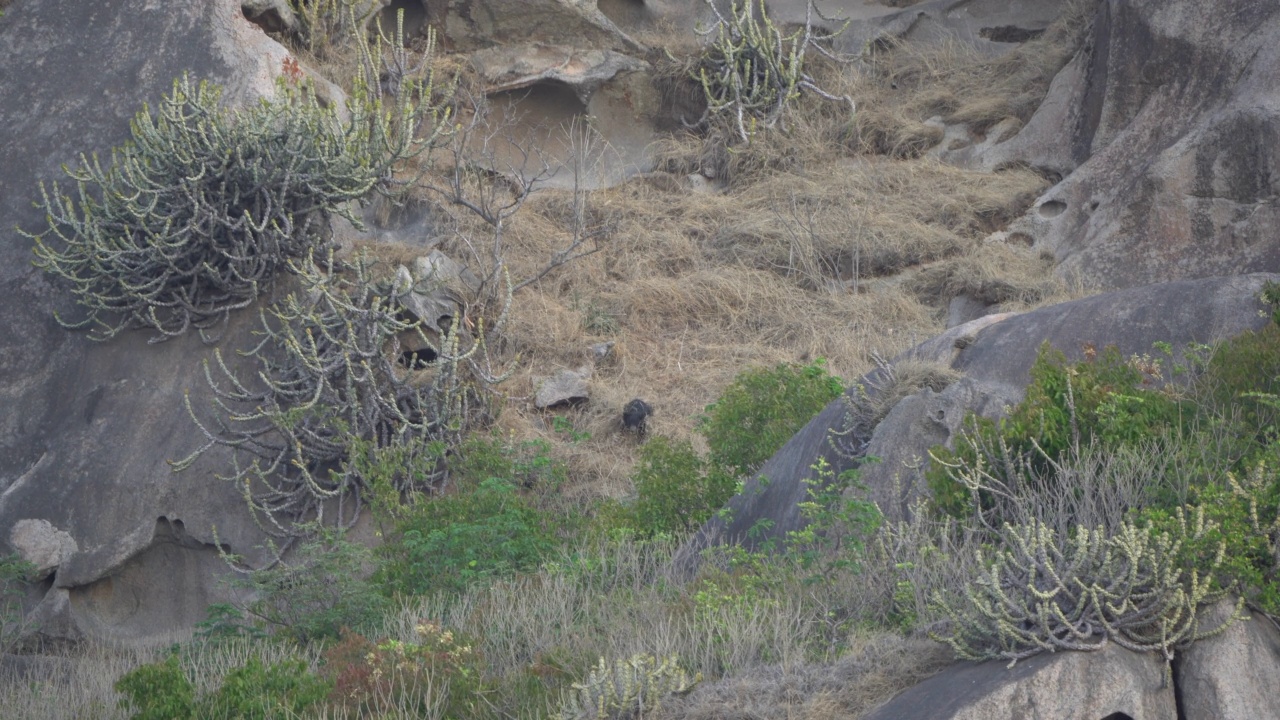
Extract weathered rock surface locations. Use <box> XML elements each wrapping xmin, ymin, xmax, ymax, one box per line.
<box><xmin>8</xmin><ymin>520</ymin><xmax>78</xmax><ymax>582</ymax></box>
<box><xmin>1175</xmin><ymin>599</ymin><xmax>1280</xmax><ymax>720</ymax></box>
<box><xmin>699</xmin><ymin>273</ymin><xmax>1279</xmax><ymax>547</ymax></box>
<box><xmin>814</xmin><ymin>0</ymin><xmax>1065</xmax><ymax>57</ymax></box>
<box><xmin>534</xmin><ymin>367</ymin><xmax>593</xmax><ymax>409</ymax></box>
<box><xmin>438</xmin><ymin>0</ymin><xmax>643</xmax><ymax>54</ymax></box>
<box><xmin>987</xmin><ymin>0</ymin><xmax>1280</xmax><ymax>290</ymax></box>
<box><xmin>862</xmin><ymin>643</ymin><xmax>1176</xmax><ymax>720</ymax></box>
<box><xmin>0</xmin><ymin>0</ymin><xmax>296</xmax><ymax>642</ymax></box>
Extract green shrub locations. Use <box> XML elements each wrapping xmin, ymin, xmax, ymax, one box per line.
<box><xmin>116</xmin><ymin>656</ymin><xmax>195</xmax><ymax>720</ymax></box>
<box><xmin>233</xmin><ymin>526</ymin><xmax>390</xmax><ymax>644</ymax></box>
<box><xmin>701</xmin><ymin>358</ymin><xmax>844</xmax><ymax>478</ymax></box>
<box><xmin>116</xmin><ymin>655</ymin><xmax>330</xmax><ymax>720</ymax></box>
<box><xmin>0</xmin><ymin>554</ymin><xmax>35</xmax><ymax>653</ymax></box>
<box><xmin>377</xmin><ymin>476</ymin><xmax>556</xmax><ymax>596</ymax></box>
<box><xmin>202</xmin><ymin>657</ymin><xmax>330</xmax><ymax>720</ymax></box>
<box><xmin>628</xmin><ymin>436</ymin><xmax>734</xmax><ymax>537</ymax></box>
<box><xmin>927</xmin><ymin>343</ymin><xmax>1186</xmax><ymax>522</ymax></box>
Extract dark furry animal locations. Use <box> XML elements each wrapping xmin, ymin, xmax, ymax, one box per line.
<box><xmin>622</xmin><ymin>398</ymin><xmax>653</xmax><ymax>435</ymax></box>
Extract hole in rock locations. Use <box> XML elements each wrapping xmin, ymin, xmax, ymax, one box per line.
<box><xmin>980</xmin><ymin>26</ymin><xmax>1046</xmax><ymax>43</ymax></box>
<box><xmin>380</xmin><ymin>0</ymin><xmax>428</xmax><ymax>41</ymax></box>
<box><xmin>1037</xmin><ymin>200</ymin><xmax>1067</xmax><ymax>218</ymax></box>
<box><xmin>475</xmin><ymin>81</ymin><xmax>589</xmax><ymax>185</ymax></box>
<box><xmin>1099</xmin><ymin>714</ymin><xmax>1135</xmax><ymax>720</ymax></box>
<box><xmin>598</xmin><ymin>0</ymin><xmax>649</xmax><ymax>28</ymax></box>
<box><xmin>399</xmin><ymin>347</ymin><xmax>439</xmax><ymax>369</ymax></box>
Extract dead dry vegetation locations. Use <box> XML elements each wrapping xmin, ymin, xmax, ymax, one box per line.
<box><xmin>393</xmin><ymin>2</ymin><xmax>1095</xmax><ymax>499</ymax></box>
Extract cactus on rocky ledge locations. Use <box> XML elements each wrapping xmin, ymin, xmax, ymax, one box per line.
<box><xmin>933</xmin><ymin>510</ymin><xmax>1242</xmax><ymax>670</ymax></box>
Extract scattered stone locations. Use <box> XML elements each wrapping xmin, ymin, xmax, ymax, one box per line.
<box><xmin>535</xmin><ymin>367</ymin><xmax>592</xmax><ymax>409</ymax></box>
<box><xmin>588</xmin><ymin>341</ymin><xmax>616</xmax><ymax>364</ymax></box>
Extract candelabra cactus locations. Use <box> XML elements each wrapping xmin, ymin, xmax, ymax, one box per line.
<box><xmin>25</xmin><ymin>12</ymin><xmax>447</xmax><ymax>342</ymax></box>
<box><xmin>694</xmin><ymin>0</ymin><xmax>854</xmax><ymax>142</ymax></box>
<box><xmin>933</xmin><ymin>510</ymin><xmax>1241</xmax><ymax>671</ymax></box>
<box><xmin>556</xmin><ymin>654</ymin><xmax>700</xmax><ymax>720</ymax></box>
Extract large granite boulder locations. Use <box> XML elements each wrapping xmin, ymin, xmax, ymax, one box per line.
<box><xmin>0</xmin><ymin>0</ymin><xmax>298</xmax><ymax>643</ymax></box>
<box><xmin>862</xmin><ymin>643</ymin><xmax>1177</xmax><ymax>720</ymax></box>
<box><xmin>987</xmin><ymin>0</ymin><xmax>1280</xmax><ymax>290</ymax></box>
<box><xmin>696</xmin><ymin>273</ymin><xmax>1280</xmax><ymax>548</ymax></box>
<box><xmin>1175</xmin><ymin>599</ymin><xmax>1280</xmax><ymax>720</ymax></box>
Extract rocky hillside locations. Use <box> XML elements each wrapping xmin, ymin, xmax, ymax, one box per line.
<box><xmin>3</xmin><ymin>0</ymin><xmax>1280</xmax><ymax>718</ymax></box>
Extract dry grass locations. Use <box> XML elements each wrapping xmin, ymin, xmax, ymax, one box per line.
<box><xmin>854</xmin><ymin>0</ymin><xmax>1095</xmax><ymax>156</ymax></box>
<box><xmin>662</xmin><ymin>633</ymin><xmax>952</xmax><ymax>720</ymax></box>
<box><xmin>332</xmin><ymin>1</ymin><xmax>1096</xmax><ymax>498</ymax></box>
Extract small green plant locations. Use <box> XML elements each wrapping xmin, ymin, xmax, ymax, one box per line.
<box><xmin>555</xmin><ymin>654</ymin><xmax>699</xmax><ymax>720</ymax></box>
<box><xmin>694</xmin><ymin>0</ymin><xmax>853</xmax><ymax>142</ymax></box>
<box><xmin>784</xmin><ymin>458</ymin><xmax>881</xmax><ymax>581</ymax></box>
<box><xmin>115</xmin><ymin>655</ymin><xmax>196</xmax><ymax>720</ymax></box>
<box><xmin>0</xmin><ymin>553</ymin><xmax>35</xmax><ymax>653</ymax></box>
<box><xmin>201</xmin><ymin>657</ymin><xmax>331</xmax><ymax>720</ymax></box>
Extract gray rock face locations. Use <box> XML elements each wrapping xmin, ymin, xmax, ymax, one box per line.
<box><xmin>699</xmin><ymin>273</ymin><xmax>1279</xmax><ymax>547</ymax></box>
<box><xmin>1175</xmin><ymin>599</ymin><xmax>1280</xmax><ymax>720</ymax></box>
<box><xmin>439</xmin><ymin>0</ymin><xmax>643</xmax><ymax>54</ymax></box>
<box><xmin>862</xmin><ymin>643</ymin><xmax>1177</xmax><ymax>720</ymax></box>
<box><xmin>0</xmin><ymin>0</ymin><xmax>295</xmax><ymax>642</ymax></box>
<box><xmin>987</xmin><ymin>0</ymin><xmax>1280</xmax><ymax>290</ymax></box>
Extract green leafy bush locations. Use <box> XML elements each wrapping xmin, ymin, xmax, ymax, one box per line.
<box><xmin>115</xmin><ymin>654</ymin><xmax>329</xmax><ymax>720</ymax></box>
<box><xmin>927</xmin><ymin>343</ymin><xmax>1186</xmax><ymax>522</ymax></box>
<box><xmin>701</xmin><ymin>358</ymin><xmax>845</xmax><ymax>479</ymax></box>
<box><xmin>628</xmin><ymin>436</ymin><xmax>732</xmax><ymax>536</ymax></box>
<box><xmin>377</xmin><ymin>475</ymin><xmax>556</xmax><ymax>596</ymax></box>
<box><xmin>232</xmin><ymin>526</ymin><xmax>390</xmax><ymax>644</ymax></box>
<box><xmin>116</xmin><ymin>656</ymin><xmax>196</xmax><ymax>720</ymax></box>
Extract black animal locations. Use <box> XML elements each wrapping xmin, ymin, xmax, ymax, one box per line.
<box><xmin>622</xmin><ymin>398</ymin><xmax>653</xmax><ymax>435</ymax></box>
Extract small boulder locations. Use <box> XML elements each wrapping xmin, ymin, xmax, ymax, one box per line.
<box><xmin>534</xmin><ymin>367</ymin><xmax>592</xmax><ymax>409</ymax></box>
<box><xmin>9</xmin><ymin>519</ymin><xmax>78</xmax><ymax>582</ymax></box>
